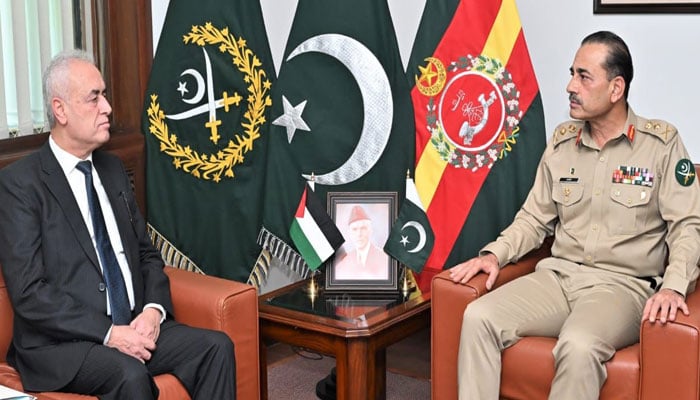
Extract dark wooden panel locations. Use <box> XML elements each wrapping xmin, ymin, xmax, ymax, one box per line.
<box><xmin>96</xmin><ymin>0</ymin><xmax>153</xmax><ymax>136</ymax></box>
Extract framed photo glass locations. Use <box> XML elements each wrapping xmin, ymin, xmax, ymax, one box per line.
<box><xmin>325</xmin><ymin>192</ymin><xmax>399</xmax><ymax>292</ymax></box>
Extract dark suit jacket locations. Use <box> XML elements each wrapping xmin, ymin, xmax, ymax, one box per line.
<box><xmin>0</xmin><ymin>142</ymin><xmax>173</xmax><ymax>391</ymax></box>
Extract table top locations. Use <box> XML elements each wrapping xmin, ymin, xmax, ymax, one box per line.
<box><xmin>259</xmin><ymin>275</ymin><xmax>431</xmax><ymax>336</ymax></box>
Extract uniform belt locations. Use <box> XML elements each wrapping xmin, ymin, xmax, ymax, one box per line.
<box><xmin>639</xmin><ymin>276</ymin><xmax>658</xmax><ymax>290</ymax></box>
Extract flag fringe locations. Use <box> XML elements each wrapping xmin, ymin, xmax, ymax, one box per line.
<box><xmin>247</xmin><ymin>249</ymin><xmax>271</xmax><ymax>289</ymax></box>
<box><xmin>257</xmin><ymin>226</ymin><xmax>311</xmax><ymax>278</ymax></box>
<box><xmin>147</xmin><ymin>224</ymin><xmax>204</xmax><ymax>274</ymax></box>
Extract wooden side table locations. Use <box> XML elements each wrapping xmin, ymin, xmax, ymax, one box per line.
<box><xmin>259</xmin><ymin>278</ymin><xmax>431</xmax><ymax>400</ymax></box>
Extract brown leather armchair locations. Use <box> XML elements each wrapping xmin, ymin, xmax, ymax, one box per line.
<box><xmin>0</xmin><ymin>266</ymin><xmax>260</xmax><ymax>400</ymax></box>
<box><xmin>431</xmin><ymin>240</ymin><xmax>700</xmax><ymax>400</ymax></box>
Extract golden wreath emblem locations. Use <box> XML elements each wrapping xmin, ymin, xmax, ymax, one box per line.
<box><xmin>416</xmin><ymin>54</ymin><xmax>522</xmax><ymax>171</ymax></box>
<box><xmin>146</xmin><ymin>22</ymin><xmax>272</xmax><ymax>182</ymax></box>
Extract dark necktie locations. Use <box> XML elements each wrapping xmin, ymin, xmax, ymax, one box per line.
<box><xmin>76</xmin><ymin>160</ymin><xmax>131</xmax><ymax>325</ymax></box>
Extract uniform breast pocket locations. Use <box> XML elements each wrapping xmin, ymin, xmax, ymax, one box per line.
<box><xmin>608</xmin><ymin>185</ymin><xmax>652</xmax><ymax>235</ymax></box>
<box><xmin>552</xmin><ymin>182</ymin><xmax>585</xmax><ymax>231</ymax></box>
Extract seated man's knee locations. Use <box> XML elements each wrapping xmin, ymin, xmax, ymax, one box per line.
<box><xmin>122</xmin><ymin>363</ymin><xmax>151</xmax><ymax>385</ymax></box>
<box><xmin>462</xmin><ymin>297</ymin><xmax>495</xmax><ymax>331</ymax></box>
<box><xmin>208</xmin><ymin>330</ymin><xmax>235</xmax><ymax>355</ymax></box>
<box><xmin>554</xmin><ymin>330</ymin><xmax>610</xmax><ymax>364</ymax></box>
<box><xmin>202</xmin><ymin>330</ymin><xmax>236</xmax><ymax>370</ymax></box>
<box><xmin>114</xmin><ymin>357</ymin><xmax>155</xmax><ymax>396</ymax></box>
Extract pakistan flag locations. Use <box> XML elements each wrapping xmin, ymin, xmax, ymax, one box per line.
<box><xmin>142</xmin><ymin>0</ymin><xmax>274</xmax><ymax>281</ymax></box>
<box><xmin>257</xmin><ymin>0</ymin><xmax>414</xmax><ymax>277</ymax></box>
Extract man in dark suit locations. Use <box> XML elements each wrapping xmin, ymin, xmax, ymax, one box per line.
<box><xmin>0</xmin><ymin>50</ymin><xmax>236</xmax><ymax>399</ymax></box>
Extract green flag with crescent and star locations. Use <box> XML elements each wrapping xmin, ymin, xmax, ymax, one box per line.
<box><xmin>256</xmin><ymin>0</ymin><xmax>414</xmax><ymax>280</ymax></box>
<box><xmin>384</xmin><ymin>175</ymin><xmax>435</xmax><ymax>273</ymax></box>
<box><xmin>142</xmin><ymin>0</ymin><xmax>274</xmax><ymax>281</ymax></box>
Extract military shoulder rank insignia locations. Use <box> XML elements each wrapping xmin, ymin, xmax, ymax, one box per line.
<box><xmin>641</xmin><ymin>119</ymin><xmax>677</xmax><ymax>143</ymax></box>
<box><xmin>552</xmin><ymin>122</ymin><xmax>581</xmax><ymax>145</ymax></box>
<box><xmin>675</xmin><ymin>159</ymin><xmax>696</xmax><ymax>187</ymax></box>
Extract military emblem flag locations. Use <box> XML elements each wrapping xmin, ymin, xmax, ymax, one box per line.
<box><xmin>407</xmin><ymin>0</ymin><xmax>546</xmax><ymax>290</ymax></box>
<box><xmin>142</xmin><ymin>0</ymin><xmax>274</xmax><ymax>281</ymax></box>
<box><xmin>256</xmin><ymin>0</ymin><xmax>414</xmax><ymax>280</ymax></box>
<box><xmin>384</xmin><ymin>174</ymin><xmax>435</xmax><ymax>273</ymax></box>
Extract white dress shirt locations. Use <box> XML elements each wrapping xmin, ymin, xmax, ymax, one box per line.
<box><xmin>49</xmin><ymin>136</ymin><xmax>136</xmax><ymax>313</ymax></box>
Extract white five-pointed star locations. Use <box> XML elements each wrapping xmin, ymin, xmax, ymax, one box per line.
<box><xmin>272</xmin><ymin>95</ymin><xmax>311</xmax><ymax>143</ymax></box>
<box><xmin>400</xmin><ymin>235</ymin><xmax>410</xmax><ymax>247</ymax></box>
<box><xmin>177</xmin><ymin>81</ymin><xmax>188</xmax><ymax>97</ymax></box>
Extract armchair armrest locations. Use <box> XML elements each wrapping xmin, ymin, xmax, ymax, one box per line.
<box><xmin>640</xmin><ymin>288</ymin><xmax>700</xmax><ymax>400</ymax></box>
<box><xmin>430</xmin><ymin>244</ymin><xmax>550</xmax><ymax>400</ymax></box>
<box><xmin>164</xmin><ymin>266</ymin><xmax>260</xmax><ymax>400</ymax></box>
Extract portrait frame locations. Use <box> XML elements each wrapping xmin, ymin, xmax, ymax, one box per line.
<box><xmin>594</xmin><ymin>0</ymin><xmax>700</xmax><ymax>13</ymax></box>
<box><xmin>325</xmin><ymin>191</ymin><xmax>399</xmax><ymax>293</ymax></box>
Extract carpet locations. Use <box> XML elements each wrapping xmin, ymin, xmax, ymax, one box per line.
<box><xmin>265</xmin><ymin>327</ymin><xmax>430</xmax><ymax>399</ymax></box>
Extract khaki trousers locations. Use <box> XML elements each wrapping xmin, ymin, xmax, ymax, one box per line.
<box><xmin>457</xmin><ymin>258</ymin><xmax>654</xmax><ymax>400</ymax></box>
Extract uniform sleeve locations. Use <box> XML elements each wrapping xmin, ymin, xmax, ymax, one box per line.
<box><xmin>481</xmin><ymin>141</ymin><xmax>558</xmax><ymax>267</ymax></box>
<box><xmin>657</xmin><ymin>135</ymin><xmax>700</xmax><ymax>295</ymax></box>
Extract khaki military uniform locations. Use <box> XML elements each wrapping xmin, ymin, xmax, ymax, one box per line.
<box><xmin>458</xmin><ymin>108</ymin><xmax>700</xmax><ymax>400</ymax></box>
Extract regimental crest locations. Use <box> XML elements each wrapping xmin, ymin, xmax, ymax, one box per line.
<box><xmin>146</xmin><ymin>22</ymin><xmax>272</xmax><ymax>183</ymax></box>
<box><xmin>416</xmin><ymin>54</ymin><xmax>522</xmax><ymax>171</ymax></box>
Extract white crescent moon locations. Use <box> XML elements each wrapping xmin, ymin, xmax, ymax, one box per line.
<box><xmin>402</xmin><ymin>221</ymin><xmax>427</xmax><ymax>253</ymax></box>
<box><xmin>286</xmin><ymin>33</ymin><xmax>393</xmax><ymax>186</ymax></box>
<box><xmin>180</xmin><ymin>68</ymin><xmax>205</xmax><ymax>105</ymax></box>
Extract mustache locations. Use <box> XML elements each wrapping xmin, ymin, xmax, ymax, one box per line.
<box><xmin>569</xmin><ymin>94</ymin><xmax>581</xmax><ymax>104</ymax></box>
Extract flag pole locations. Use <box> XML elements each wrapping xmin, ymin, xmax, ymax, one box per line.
<box><xmin>401</xmin><ymin>169</ymin><xmax>417</xmax><ymax>298</ymax></box>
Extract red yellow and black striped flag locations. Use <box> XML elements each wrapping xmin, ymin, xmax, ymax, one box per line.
<box><xmin>407</xmin><ymin>0</ymin><xmax>546</xmax><ymax>291</ymax></box>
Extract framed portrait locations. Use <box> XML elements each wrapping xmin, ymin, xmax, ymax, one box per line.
<box><xmin>594</xmin><ymin>0</ymin><xmax>700</xmax><ymax>13</ymax></box>
<box><xmin>325</xmin><ymin>191</ymin><xmax>399</xmax><ymax>292</ymax></box>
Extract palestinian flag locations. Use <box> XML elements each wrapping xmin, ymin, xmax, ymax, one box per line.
<box><xmin>407</xmin><ymin>0</ymin><xmax>546</xmax><ymax>291</ymax></box>
<box><xmin>290</xmin><ymin>182</ymin><xmax>345</xmax><ymax>270</ymax></box>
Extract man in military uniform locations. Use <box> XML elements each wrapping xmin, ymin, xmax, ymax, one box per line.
<box><xmin>449</xmin><ymin>31</ymin><xmax>700</xmax><ymax>399</ymax></box>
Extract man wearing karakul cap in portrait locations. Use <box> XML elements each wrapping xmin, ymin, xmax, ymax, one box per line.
<box><xmin>334</xmin><ymin>205</ymin><xmax>389</xmax><ymax>280</ymax></box>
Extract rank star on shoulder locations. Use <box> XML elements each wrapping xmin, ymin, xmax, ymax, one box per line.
<box><xmin>273</xmin><ymin>95</ymin><xmax>311</xmax><ymax>143</ymax></box>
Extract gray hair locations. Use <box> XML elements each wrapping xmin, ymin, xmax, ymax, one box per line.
<box><xmin>42</xmin><ymin>49</ymin><xmax>95</xmax><ymax>128</ymax></box>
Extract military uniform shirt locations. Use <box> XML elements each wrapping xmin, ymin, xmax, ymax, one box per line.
<box><xmin>482</xmin><ymin>108</ymin><xmax>700</xmax><ymax>295</ymax></box>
